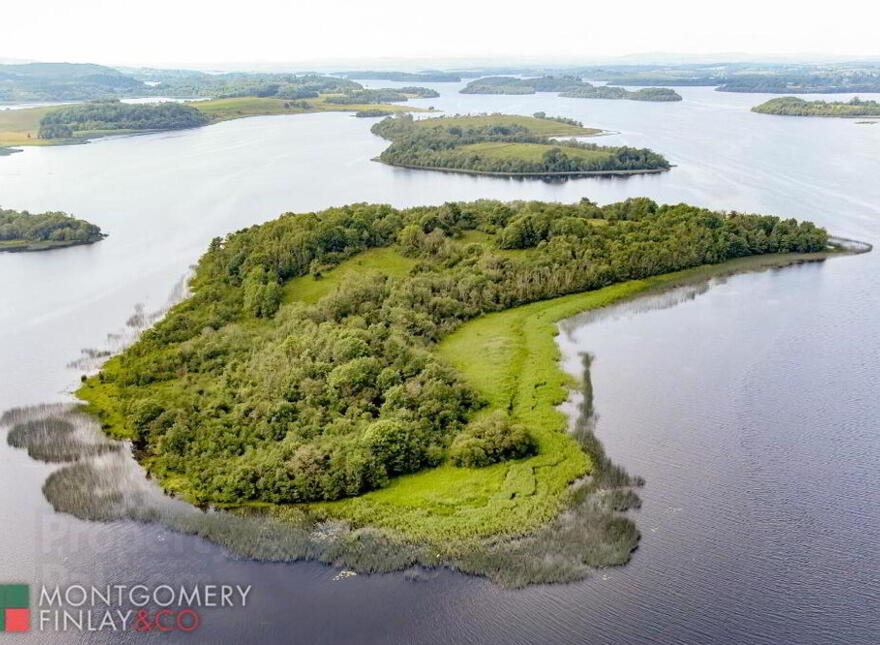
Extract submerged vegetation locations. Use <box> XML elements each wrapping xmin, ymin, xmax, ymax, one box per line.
<box><xmin>461</xmin><ymin>76</ymin><xmax>681</xmax><ymax>101</ymax></box>
<box><xmin>0</xmin><ymin>207</ymin><xmax>105</xmax><ymax>252</ymax></box>
<box><xmin>752</xmin><ymin>96</ymin><xmax>880</xmax><ymax>118</ymax></box>
<box><xmin>371</xmin><ymin>113</ymin><xmax>670</xmax><ymax>176</ymax></box>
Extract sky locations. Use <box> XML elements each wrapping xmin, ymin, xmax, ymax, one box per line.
<box><xmin>3</xmin><ymin>0</ymin><xmax>878</xmax><ymax>68</ymax></box>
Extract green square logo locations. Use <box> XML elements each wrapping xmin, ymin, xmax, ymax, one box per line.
<box><xmin>0</xmin><ymin>585</ymin><xmax>30</xmax><ymax>632</ymax></box>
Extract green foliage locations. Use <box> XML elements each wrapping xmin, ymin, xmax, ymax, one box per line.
<box><xmin>0</xmin><ymin>207</ymin><xmax>104</xmax><ymax>248</ymax></box>
<box><xmin>561</xmin><ymin>86</ymin><xmax>682</xmax><ymax>101</ymax></box>
<box><xmin>462</xmin><ymin>76</ymin><xmax>681</xmax><ymax>101</ymax></box>
<box><xmin>449</xmin><ymin>412</ymin><xmax>536</xmax><ymax>467</ymax></box>
<box><xmin>752</xmin><ymin>96</ymin><xmax>880</xmax><ymax>117</ymax></box>
<box><xmin>371</xmin><ymin>113</ymin><xmax>669</xmax><ymax>175</ymax></box>
<box><xmin>38</xmin><ymin>100</ymin><xmax>209</xmax><ymax>138</ymax></box>
<box><xmin>79</xmin><ymin>199</ymin><xmax>828</xmax><ymax>508</ymax></box>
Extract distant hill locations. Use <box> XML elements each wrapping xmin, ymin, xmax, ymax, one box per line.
<box><xmin>0</xmin><ymin>62</ymin><xmax>142</xmax><ymax>102</ymax></box>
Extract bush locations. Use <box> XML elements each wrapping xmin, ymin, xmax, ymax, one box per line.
<box><xmin>449</xmin><ymin>412</ymin><xmax>537</xmax><ymax>467</ymax></box>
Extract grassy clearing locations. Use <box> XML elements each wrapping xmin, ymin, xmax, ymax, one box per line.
<box><xmin>281</xmin><ymin>246</ymin><xmax>418</xmax><ymax>305</ymax></box>
<box><xmin>412</xmin><ymin>114</ymin><xmax>600</xmax><ymax>137</ymax></box>
<box><xmin>458</xmin><ymin>141</ymin><xmax>613</xmax><ymax>163</ymax></box>
<box><xmin>0</xmin><ymin>106</ymin><xmax>59</xmax><ymax>145</ymax></box>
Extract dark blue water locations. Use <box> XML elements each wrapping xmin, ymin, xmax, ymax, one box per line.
<box><xmin>1</xmin><ymin>83</ymin><xmax>878</xmax><ymax>644</ymax></box>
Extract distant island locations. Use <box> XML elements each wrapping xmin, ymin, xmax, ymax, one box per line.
<box><xmin>752</xmin><ymin>96</ymin><xmax>880</xmax><ymax>118</ymax></box>
<box><xmin>0</xmin><ymin>146</ymin><xmax>21</xmax><ymax>156</ymax></box>
<box><xmin>371</xmin><ymin>113</ymin><xmax>671</xmax><ymax>177</ymax></box>
<box><xmin>460</xmin><ymin>76</ymin><xmax>680</xmax><ymax>101</ymax></box>
<box><xmin>0</xmin><ymin>208</ymin><xmax>105</xmax><ymax>252</ymax></box>
<box><xmin>78</xmin><ymin>198</ymin><xmax>834</xmax><ymax>586</ymax></box>
<box><xmin>341</xmin><ymin>71</ymin><xmax>462</xmax><ymax>82</ymax></box>
<box><xmin>560</xmin><ymin>86</ymin><xmax>681</xmax><ymax>102</ymax></box>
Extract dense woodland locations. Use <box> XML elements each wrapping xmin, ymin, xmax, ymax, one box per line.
<box><xmin>371</xmin><ymin>113</ymin><xmax>670</xmax><ymax>174</ymax></box>
<box><xmin>0</xmin><ymin>208</ymin><xmax>104</xmax><ymax>244</ymax></box>
<box><xmin>86</xmin><ymin>199</ymin><xmax>828</xmax><ymax>505</ymax></box>
<box><xmin>560</xmin><ymin>86</ymin><xmax>681</xmax><ymax>101</ymax></box>
<box><xmin>752</xmin><ymin>96</ymin><xmax>880</xmax><ymax>117</ymax></box>
<box><xmin>461</xmin><ymin>76</ymin><xmax>680</xmax><ymax>101</ymax></box>
<box><xmin>325</xmin><ymin>87</ymin><xmax>438</xmax><ymax>104</ymax></box>
<box><xmin>38</xmin><ymin>100</ymin><xmax>209</xmax><ymax>138</ymax></box>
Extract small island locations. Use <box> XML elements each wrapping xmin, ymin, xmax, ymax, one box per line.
<box><xmin>370</xmin><ymin>113</ymin><xmax>671</xmax><ymax>177</ymax></box>
<box><xmin>752</xmin><ymin>96</ymin><xmax>880</xmax><ymax>118</ymax></box>
<box><xmin>0</xmin><ymin>146</ymin><xmax>21</xmax><ymax>156</ymax></box>
<box><xmin>461</xmin><ymin>76</ymin><xmax>681</xmax><ymax>101</ymax></box>
<box><xmin>78</xmin><ymin>198</ymin><xmax>833</xmax><ymax>586</ymax></box>
<box><xmin>560</xmin><ymin>86</ymin><xmax>682</xmax><ymax>102</ymax></box>
<box><xmin>0</xmin><ymin>207</ymin><xmax>105</xmax><ymax>252</ymax></box>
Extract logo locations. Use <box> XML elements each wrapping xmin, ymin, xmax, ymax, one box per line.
<box><xmin>0</xmin><ymin>585</ymin><xmax>29</xmax><ymax>632</ymax></box>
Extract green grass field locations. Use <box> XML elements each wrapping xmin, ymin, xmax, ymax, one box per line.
<box><xmin>412</xmin><ymin>114</ymin><xmax>600</xmax><ymax>137</ymax></box>
<box><xmin>0</xmin><ymin>106</ymin><xmax>60</xmax><ymax>145</ymax></box>
<box><xmin>282</xmin><ymin>246</ymin><xmax>419</xmax><ymax>305</ymax></box>
<box><xmin>457</xmin><ymin>141</ymin><xmax>614</xmax><ymax>163</ymax></box>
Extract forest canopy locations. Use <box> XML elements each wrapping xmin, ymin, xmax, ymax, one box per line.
<box><xmin>752</xmin><ymin>96</ymin><xmax>880</xmax><ymax>117</ymax></box>
<box><xmin>38</xmin><ymin>100</ymin><xmax>209</xmax><ymax>139</ymax></box>
<box><xmin>461</xmin><ymin>76</ymin><xmax>680</xmax><ymax>101</ymax></box>
<box><xmin>79</xmin><ymin>199</ymin><xmax>828</xmax><ymax>507</ymax></box>
<box><xmin>0</xmin><ymin>207</ymin><xmax>105</xmax><ymax>251</ymax></box>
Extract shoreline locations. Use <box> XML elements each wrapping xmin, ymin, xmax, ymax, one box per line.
<box><xmin>373</xmin><ymin>158</ymin><xmax>670</xmax><ymax>178</ymax></box>
<box><xmin>0</xmin><ymin>235</ymin><xmax>106</xmax><ymax>253</ymax></box>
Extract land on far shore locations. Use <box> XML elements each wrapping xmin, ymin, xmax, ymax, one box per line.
<box><xmin>0</xmin><ymin>94</ymin><xmax>432</xmax><ymax>148</ymax></box>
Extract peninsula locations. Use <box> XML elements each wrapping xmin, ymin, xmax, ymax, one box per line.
<box><xmin>0</xmin><ymin>87</ymin><xmax>432</xmax><ymax>148</ymax></box>
<box><xmin>370</xmin><ymin>113</ymin><xmax>670</xmax><ymax>177</ymax></box>
<box><xmin>78</xmin><ymin>198</ymin><xmax>832</xmax><ymax>585</ymax></box>
<box><xmin>0</xmin><ymin>208</ymin><xmax>105</xmax><ymax>252</ymax></box>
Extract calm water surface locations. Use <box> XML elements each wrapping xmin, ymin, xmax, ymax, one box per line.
<box><xmin>1</xmin><ymin>84</ymin><xmax>878</xmax><ymax>644</ymax></box>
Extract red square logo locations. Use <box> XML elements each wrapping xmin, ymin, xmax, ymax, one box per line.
<box><xmin>4</xmin><ymin>608</ymin><xmax>29</xmax><ymax>632</ymax></box>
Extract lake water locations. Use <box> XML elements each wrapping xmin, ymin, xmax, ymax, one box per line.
<box><xmin>1</xmin><ymin>83</ymin><xmax>878</xmax><ymax>644</ymax></box>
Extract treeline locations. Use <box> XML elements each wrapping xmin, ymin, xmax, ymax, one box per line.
<box><xmin>83</xmin><ymin>198</ymin><xmax>827</xmax><ymax>505</ymax></box>
<box><xmin>0</xmin><ymin>208</ymin><xmax>104</xmax><ymax>244</ymax></box>
<box><xmin>461</xmin><ymin>76</ymin><xmax>681</xmax><ymax>101</ymax></box>
<box><xmin>752</xmin><ymin>96</ymin><xmax>880</xmax><ymax>117</ymax></box>
<box><xmin>342</xmin><ymin>71</ymin><xmax>461</xmax><ymax>82</ymax></box>
<box><xmin>461</xmin><ymin>75</ymin><xmax>583</xmax><ymax>94</ymax></box>
<box><xmin>371</xmin><ymin>113</ymin><xmax>669</xmax><ymax>174</ymax></box>
<box><xmin>38</xmin><ymin>100</ymin><xmax>209</xmax><ymax>139</ymax></box>
<box><xmin>561</xmin><ymin>86</ymin><xmax>682</xmax><ymax>101</ymax></box>
<box><xmin>326</xmin><ymin>87</ymin><xmax>438</xmax><ymax>104</ymax></box>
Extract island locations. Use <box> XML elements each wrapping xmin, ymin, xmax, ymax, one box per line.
<box><xmin>78</xmin><ymin>198</ymin><xmax>834</xmax><ymax>585</ymax></box>
<box><xmin>560</xmin><ymin>86</ymin><xmax>682</xmax><ymax>101</ymax></box>
<box><xmin>0</xmin><ymin>146</ymin><xmax>21</xmax><ymax>156</ymax></box>
<box><xmin>0</xmin><ymin>208</ymin><xmax>105</xmax><ymax>252</ymax></box>
<box><xmin>752</xmin><ymin>96</ymin><xmax>880</xmax><ymax>118</ymax></box>
<box><xmin>460</xmin><ymin>76</ymin><xmax>681</xmax><ymax>101</ymax></box>
<box><xmin>369</xmin><ymin>113</ymin><xmax>670</xmax><ymax>177</ymax></box>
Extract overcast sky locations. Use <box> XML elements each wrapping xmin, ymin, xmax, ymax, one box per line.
<box><xmin>3</xmin><ymin>0</ymin><xmax>878</xmax><ymax>67</ymax></box>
